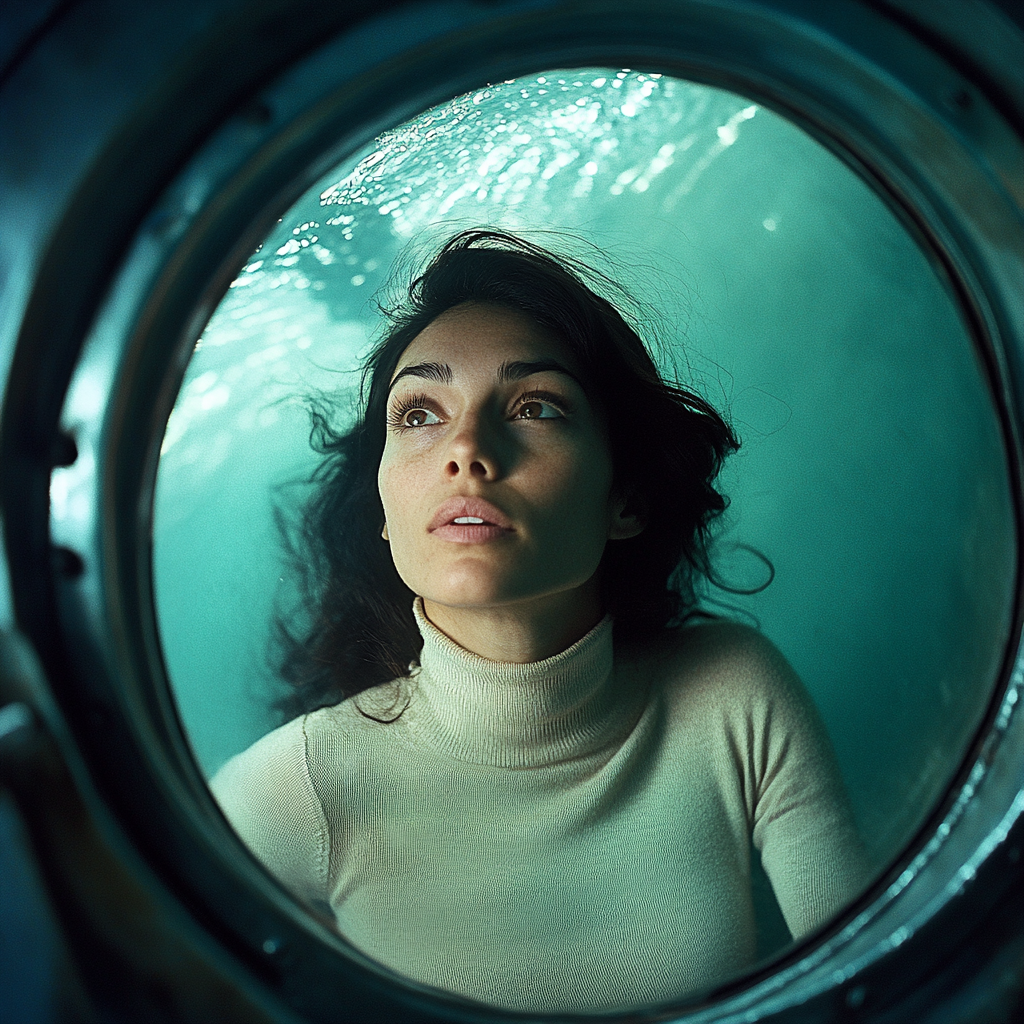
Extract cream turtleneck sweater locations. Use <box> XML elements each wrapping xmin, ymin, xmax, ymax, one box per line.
<box><xmin>212</xmin><ymin>602</ymin><xmax>868</xmax><ymax>1013</ymax></box>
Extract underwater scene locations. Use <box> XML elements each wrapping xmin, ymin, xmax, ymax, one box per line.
<box><xmin>153</xmin><ymin>68</ymin><xmax>1014</xmax><ymax>940</ymax></box>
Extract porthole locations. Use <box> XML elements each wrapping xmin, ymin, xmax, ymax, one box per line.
<box><xmin>1</xmin><ymin>1</ymin><xmax>1022</xmax><ymax>1021</ymax></box>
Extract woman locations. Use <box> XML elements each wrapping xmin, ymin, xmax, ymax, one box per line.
<box><xmin>212</xmin><ymin>229</ymin><xmax>868</xmax><ymax>1013</ymax></box>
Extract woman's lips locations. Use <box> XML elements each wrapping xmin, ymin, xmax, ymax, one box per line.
<box><xmin>428</xmin><ymin>496</ymin><xmax>514</xmax><ymax>543</ymax></box>
<box><xmin>431</xmin><ymin>522</ymin><xmax>510</xmax><ymax>543</ymax></box>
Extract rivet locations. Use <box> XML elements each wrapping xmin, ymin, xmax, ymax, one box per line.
<box><xmin>846</xmin><ymin>985</ymin><xmax>866</xmax><ymax>1008</ymax></box>
<box><xmin>51</xmin><ymin>546</ymin><xmax>85</xmax><ymax>579</ymax></box>
<box><xmin>50</xmin><ymin>431</ymin><xmax>78</xmax><ymax>468</ymax></box>
<box><xmin>243</xmin><ymin>99</ymin><xmax>273</xmax><ymax>126</ymax></box>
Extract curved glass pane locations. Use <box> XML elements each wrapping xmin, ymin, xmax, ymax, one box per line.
<box><xmin>153</xmin><ymin>70</ymin><xmax>1015</xmax><ymax>1010</ymax></box>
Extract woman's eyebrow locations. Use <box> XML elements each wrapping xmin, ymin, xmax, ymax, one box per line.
<box><xmin>497</xmin><ymin>359</ymin><xmax>585</xmax><ymax>389</ymax></box>
<box><xmin>390</xmin><ymin>358</ymin><xmax>584</xmax><ymax>391</ymax></box>
<box><xmin>389</xmin><ymin>361</ymin><xmax>453</xmax><ymax>391</ymax></box>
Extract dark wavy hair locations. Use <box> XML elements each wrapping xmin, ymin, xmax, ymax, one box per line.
<box><xmin>274</xmin><ymin>229</ymin><xmax>739</xmax><ymax>719</ymax></box>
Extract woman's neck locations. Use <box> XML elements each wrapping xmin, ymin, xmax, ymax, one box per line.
<box><xmin>421</xmin><ymin>582</ymin><xmax>604</xmax><ymax>663</ymax></box>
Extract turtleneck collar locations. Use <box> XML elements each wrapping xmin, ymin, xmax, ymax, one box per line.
<box><xmin>404</xmin><ymin>598</ymin><xmax>641</xmax><ymax>768</ymax></box>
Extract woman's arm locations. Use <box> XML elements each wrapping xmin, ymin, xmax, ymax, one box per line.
<box><xmin>740</xmin><ymin>628</ymin><xmax>871</xmax><ymax>937</ymax></box>
<box><xmin>210</xmin><ymin>715</ymin><xmax>331</xmax><ymax>904</ymax></box>
<box><xmin>684</xmin><ymin>621</ymin><xmax>873</xmax><ymax>939</ymax></box>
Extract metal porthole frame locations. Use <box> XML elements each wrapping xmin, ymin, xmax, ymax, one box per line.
<box><xmin>0</xmin><ymin>0</ymin><xmax>1022</xmax><ymax>1020</ymax></box>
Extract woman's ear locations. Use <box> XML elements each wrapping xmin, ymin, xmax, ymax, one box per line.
<box><xmin>608</xmin><ymin>487</ymin><xmax>646</xmax><ymax>540</ymax></box>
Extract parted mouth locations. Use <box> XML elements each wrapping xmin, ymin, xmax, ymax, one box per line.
<box><xmin>428</xmin><ymin>496</ymin><xmax>514</xmax><ymax>532</ymax></box>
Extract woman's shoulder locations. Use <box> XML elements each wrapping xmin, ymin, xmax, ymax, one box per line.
<box><xmin>633</xmin><ymin>616</ymin><xmax>808</xmax><ymax>713</ymax></box>
<box><xmin>212</xmin><ymin>680</ymin><xmax>411</xmax><ymax>789</ymax></box>
<box><xmin>634</xmin><ymin>619</ymin><xmax>841</xmax><ymax>792</ymax></box>
<box><xmin>305</xmin><ymin>679</ymin><xmax>414</xmax><ymax>740</ymax></box>
<box><xmin>209</xmin><ymin>715</ymin><xmax>314</xmax><ymax>814</ymax></box>
<box><xmin>211</xmin><ymin>716</ymin><xmax>307</xmax><ymax>788</ymax></box>
<box><xmin>639</xmin><ymin>615</ymin><xmax>792</xmax><ymax>676</ymax></box>
<box><xmin>208</xmin><ymin>715</ymin><xmax>329</xmax><ymax>889</ymax></box>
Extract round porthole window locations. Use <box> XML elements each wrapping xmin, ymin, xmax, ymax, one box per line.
<box><xmin>1</xmin><ymin>1</ymin><xmax>1022</xmax><ymax>1021</ymax></box>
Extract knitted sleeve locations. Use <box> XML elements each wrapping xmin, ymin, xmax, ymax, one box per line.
<box><xmin>209</xmin><ymin>715</ymin><xmax>331</xmax><ymax>903</ymax></box>
<box><xmin>724</xmin><ymin>628</ymin><xmax>870</xmax><ymax>938</ymax></box>
<box><xmin>683</xmin><ymin>622</ymin><xmax>872</xmax><ymax>940</ymax></box>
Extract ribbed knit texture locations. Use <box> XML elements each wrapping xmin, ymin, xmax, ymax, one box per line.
<box><xmin>212</xmin><ymin>602</ymin><xmax>869</xmax><ymax>1012</ymax></box>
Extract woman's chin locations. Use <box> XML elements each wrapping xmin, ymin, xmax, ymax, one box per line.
<box><xmin>414</xmin><ymin>558</ymin><xmax>600</xmax><ymax>615</ymax></box>
<box><xmin>420</xmin><ymin>584</ymin><xmax>515</xmax><ymax>612</ymax></box>
<box><xmin>418</xmin><ymin>573</ymin><xmax>544</xmax><ymax>612</ymax></box>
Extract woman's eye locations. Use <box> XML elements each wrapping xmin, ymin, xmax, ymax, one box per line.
<box><xmin>514</xmin><ymin>399</ymin><xmax>562</xmax><ymax>420</ymax></box>
<box><xmin>402</xmin><ymin>407</ymin><xmax>441</xmax><ymax>427</ymax></box>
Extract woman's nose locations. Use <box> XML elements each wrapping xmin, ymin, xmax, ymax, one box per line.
<box><xmin>444</xmin><ymin>415</ymin><xmax>503</xmax><ymax>480</ymax></box>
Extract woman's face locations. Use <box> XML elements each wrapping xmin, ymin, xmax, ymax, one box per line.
<box><xmin>378</xmin><ymin>302</ymin><xmax>639</xmax><ymax>618</ymax></box>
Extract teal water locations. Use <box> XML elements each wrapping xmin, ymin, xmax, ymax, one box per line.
<box><xmin>153</xmin><ymin>70</ymin><xmax>1015</xmax><ymax>873</ymax></box>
